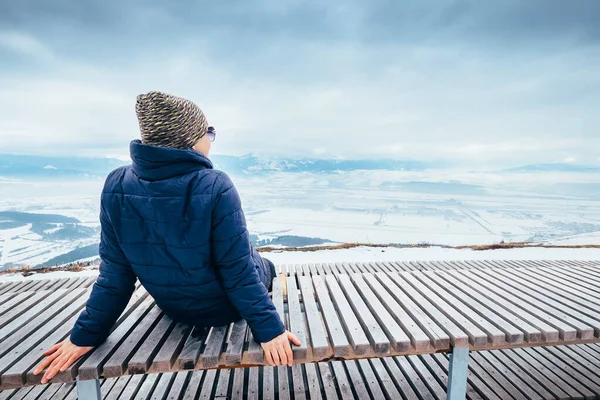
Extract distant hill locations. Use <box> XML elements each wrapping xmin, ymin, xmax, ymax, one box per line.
<box><xmin>0</xmin><ymin>153</ymin><xmax>441</xmax><ymax>180</ymax></box>
<box><xmin>503</xmin><ymin>163</ymin><xmax>600</xmax><ymax>173</ymax></box>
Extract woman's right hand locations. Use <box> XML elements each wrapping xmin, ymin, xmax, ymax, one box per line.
<box><xmin>261</xmin><ymin>330</ymin><xmax>301</xmax><ymax>366</ymax></box>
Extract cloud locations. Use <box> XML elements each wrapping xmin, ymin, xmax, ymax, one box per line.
<box><xmin>0</xmin><ymin>1</ymin><xmax>598</xmax><ymax>167</ymax></box>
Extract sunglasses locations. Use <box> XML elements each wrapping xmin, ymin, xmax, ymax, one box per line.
<box><xmin>206</xmin><ymin>127</ymin><xmax>216</xmax><ymax>142</ymax></box>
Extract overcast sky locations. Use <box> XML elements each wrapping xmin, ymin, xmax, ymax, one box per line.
<box><xmin>0</xmin><ymin>0</ymin><xmax>598</xmax><ymax>166</ymax></box>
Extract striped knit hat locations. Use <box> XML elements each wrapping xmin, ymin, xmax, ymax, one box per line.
<box><xmin>135</xmin><ymin>91</ymin><xmax>208</xmax><ymax>149</ymax></box>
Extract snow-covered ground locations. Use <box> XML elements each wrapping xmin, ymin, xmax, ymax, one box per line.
<box><xmin>1</xmin><ymin>168</ymin><xmax>599</xmax><ymax>267</ymax></box>
<box><xmin>1</xmin><ymin>245</ymin><xmax>598</xmax><ymax>282</ymax></box>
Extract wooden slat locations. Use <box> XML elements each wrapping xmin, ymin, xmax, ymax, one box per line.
<box><xmin>323</xmin><ymin>275</ymin><xmax>371</xmax><ymax>355</ymax></box>
<box><xmin>200</xmin><ymin>325</ymin><xmax>228</xmax><ymax>369</ymax></box>
<box><xmin>297</xmin><ymin>276</ymin><xmax>329</xmax><ymax>359</ymax></box>
<box><xmin>343</xmin><ymin>360</ymin><xmax>373</xmax><ymax>399</ymax></box>
<box><xmin>150</xmin><ymin>323</ymin><xmax>193</xmax><ymax>373</ymax></box>
<box><xmin>128</xmin><ymin>315</ymin><xmax>175</xmax><ymax>374</ymax></box>
<box><xmin>523</xmin><ymin>347</ymin><xmax>597</xmax><ymax>398</ymax></box>
<box><xmin>224</xmin><ymin>319</ymin><xmax>247</xmax><ymax>366</ymax></box>
<box><xmin>214</xmin><ymin>369</ymin><xmax>231</xmax><ymax>399</ymax></box>
<box><xmin>407</xmin><ymin>355</ymin><xmax>448</xmax><ymax>400</ymax></box>
<box><xmin>247</xmin><ymin>367</ymin><xmax>259</xmax><ymax>400</ymax></box>
<box><xmin>503</xmin><ymin>348</ymin><xmax>584</xmax><ymax>399</ymax></box>
<box><xmin>0</xmin><ymin>290</ymin><xmax>90</xmax><ymax>388</ymax></box>
<box><xmin>77</xmin><ymin>295</ymin><xmax>156</xmax><ymax>380</ymax></box>
<box><xmin>349</xmin><ymin>273</ymin><xmax>412</xmax><ymax>353</ymax></box>
<box><xmin>286</xmin><ymin>276</ymin><xmax>308</xmax><ymax>361</ymax></box>
<box><xmin>446</xmin><ymin>268</ymin><xmax>562</xmax><ymax>342</ymax></box>
<box><xmin>164</xmin><ymin>371</ymin><xmax>190</xmax><ymax>400</ymax></box>
<box><xmin>317</xmin><ymin>363</ymin><xmax>339</xmax><ymax>400</ymax></box>
<box><xmin>304</xmin><ymin>363</ymin><xmax>322</xmax><ymax>400</ymax></box>
<box><xmin>412</xmin><ymin>271</ymin><xmax>520</xmax><ymax>346</ymax></box>
<box><xmin>277</xmin><ymin>366</ymin><xmax>290</xmax><ymax>400</ymax></box>
<box><xmin>389</xmin><ymin>272</ymin><xmax>469</xmax><ymax>348</ymax></box>
<box><xmin>311</xmin><ymin>276</ymin><xmax>350</xmax><ymax>357</ymax></box>
<box><xmin>103</xmin><ymin>305</ymin><xmax>164</xmax><ymax>377</ymax></box>
<box><xmin>489</xmin><ymin>266</ymin><xmax>600</xmax><ymax>332</ymax></box>
<box><xmin>400</xmin><ymin>272</ymin><xmax>491</xmax><ymax>347</ymax></box>
<box><xmin>230</xmin><ymin>367</ymin><xmax>245</xmax><ymax>399</ymax></box>
<box><xmin>377</xmin><ymin>357</ymin><xmax>419</xmax><ymax>400</ymax></box>
<box><xmin>468</xmin><ymin>267</ymin><xmax>594</xmax><ymax>341</ymax></box>
<box><xmin>330</xmin><ymin>361</ymin><xmax>353</xmax><ymax>399</ymax></box>
<box><xmin>150</xmin><ymin>372</ymin><xmax>176</xmax><ymax>400</ymax></box>
<box><xmin>132</xmin><ymin>372</ymin><xmax>159</xmax><ymax>399</ymax></box>
<box><xmin>336</xmin><ymin>274</ymin><xmax>390</xmax><ymax>354</ymax></box>
<box><xmin>478</xmin><ymin>350</ymin><xmax>548</xmax><ymax>400</ymax></box>
<box><xmin>361</xmin><ymin>273</ymin><xmax>431</xmax><ymax>351</ymax></box>
<box><xmin>433</xmin><ymin>270</ymin><xmax>542</xmax><ymax>343</ymax></box>
<box><xmin>178</xmin><ymin>326</ymin><xmax>209</xmax><ymax>370</ymax></box>
<box><xmin>262</xmin><ymin>367</ymin><xmax>275</xmax><ymax>400</ymax></box>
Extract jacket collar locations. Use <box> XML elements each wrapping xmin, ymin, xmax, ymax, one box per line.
<box><xmin>130</xmin><ymin>140</ymin><xmax>213</xmax><ymax>181</ymax></box>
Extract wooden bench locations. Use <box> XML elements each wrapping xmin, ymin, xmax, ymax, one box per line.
<box><xmin>0</xmin><ymin>259</ymin><xmax>599</xmax><ymax>400</ymax></box>
<box><xmin>4</xmin><ymin>343</ymin><xmax>600</xmax><ymax>399</ymax></box>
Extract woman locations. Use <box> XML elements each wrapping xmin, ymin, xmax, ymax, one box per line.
<box><xmin>34</xmin><ymin>91</ymin><xmax>299</xmax><ymax>384</ymax></box>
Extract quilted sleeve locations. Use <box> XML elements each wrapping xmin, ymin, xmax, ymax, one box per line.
<box><xmin>210</xmin><ymin>171</ymin><xmax>285</xmax><ymax>343</ymax></box>
<box><xmin>70</xmin><ymin>190</ymin><xmax>137</xmax><ymax>347</ymax></box>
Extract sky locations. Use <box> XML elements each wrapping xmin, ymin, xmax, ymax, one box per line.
<box><xmin>0</xmin><ymin>0</ymin><xmax>599</xmax><ymax>167</ymax></box>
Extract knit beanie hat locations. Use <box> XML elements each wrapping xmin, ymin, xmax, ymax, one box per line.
<box><xmin>135</xmin><ymin>91</ymin><xmax>209</xmax><ymax>149</ymax></box>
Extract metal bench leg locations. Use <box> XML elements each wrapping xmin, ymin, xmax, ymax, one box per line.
<box><xmin>447</xmin><ymin>347</ymin><xmax>469</xmax><ymax>400</ymax></box>
<box><xmin>77</xmin><ymin>377</ymin><xmax>101</xmax><ymax>399</ymax></box>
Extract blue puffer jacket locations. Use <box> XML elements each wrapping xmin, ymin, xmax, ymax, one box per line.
<box><xmin>70</xmin><ymin>140</ymin><xmax>284</xmax><ymax>346</ymax></box>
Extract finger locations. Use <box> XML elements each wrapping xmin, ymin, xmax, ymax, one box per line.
<box><xmin>60</xmin><ymin>353</ymin><xmax>79</xmax><ymax>372</ymax></box>
<box><xmin>34</xmin><ymin>351</ymin><xmax>60</xmax><ymax>375</ymax></box>
<box><xmin>43</xmin><ymin>342</ymin><xmax>62</xmax><ymax>356</ymax></box>
<box><xmin>284</xmin><ymin>341</ymin><xmax>293</xmax><ymax>366</ymax></box>
<box><xmin>264</xmin><ymin>347</ymin><xmax>274</xmax><ymax>366</ymax></box>
<box><xmin>270</xmin><ymin>349</ymin><xmax>280</xmax><ymax>366</ymax></box>
<box><xmin>277</xmin><ymin>346</ymin><xmax>288</xmax><ymax>367</ymax></box>
<box><xmin>287</xmin><ymin>332</ymin><xmax>301</xmax><ymax>346</ymax></box>
<box><xmin>44</xmin><ymin>355</ymin><xmax>69</xmax><ymax>382</ymax></box>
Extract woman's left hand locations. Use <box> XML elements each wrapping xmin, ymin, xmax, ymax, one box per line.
<box><xmin>34</xmin><ymin>338</ymin><xmax>94</xmax><ymax>383</ymax></box>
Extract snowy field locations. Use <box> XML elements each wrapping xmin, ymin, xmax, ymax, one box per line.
<box><xmin>1</xmin><ymin>168</ymin><xmax>599</xmax><ymax>268</ymax></box>
<box><xmin>0</xmin><ymin>245</ymin><xmax>598</xmax><ymax>282</ymax></box>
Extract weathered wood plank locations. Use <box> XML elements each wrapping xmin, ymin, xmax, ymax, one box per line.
<box><xmin>311</xmin><ymin>276</ymin><xmax>350</xmax><ymax>357</ymax></box>
<box><xmin>150</xmin><ymin>323</ymin><xmax>193</xmax><ymax>373</ymax></box>
<box><xmin>469</xmin><ymin>268</ymin><xmax>594</xmax><ymax>341</ymax></box>
<box><xmin>361</xmin><ymin>273</ymin><xmax>431</xmax><ymax>351</ymax></box>
<box><xmin>317</xmin><ymin>363</ymin><xmax>339</xmax><ymax>400</ymax></box>
<box><xmin>224</xmin><ymin>319</ymin><xmax>247</xmax><ymax>366</ymax></box>
<box><xmin>247</xmin><ymin>367</ymin><xmax>259</xmax><ymax>400</ymax></box>
<box><xmin>445</xmin><ymin>269</ymin><xmax>562</xmax><ymax>343</ymax></box>
<box><xmin>277</xmin><ymin>366</ymin><xmax>290</xmax><ymax>400</ymax></box>
<box><xmin>324</xmin><ymin>275</ymin><xmax>371</xmax><ymax>355</ymax></box>
<box><xmin>415</xmin><ymin>271</ymin><xmax>519</xmax><ymax>346</ymax></box>
<box><xmin>433</xmin><ymin>270</ymin><xmax>542</xmax><ymax>344</ymax></box>
<box><xmin>103</xmin><ymin>305</ymin><xmax>164</xmax><ymax>377</ymax></box>
<box><xmin>231</xmin><ymin>367</ymin><xmax>245</xmax><ymax>400</ymax></box>
<box><xmin>286</xmin><ymin>276</ymin><xmax>308</xmax><ymax>361</ymax></box>
<box><xmin>330</xmin><ymin>361</ymin><xmax>353</xmax><ymax>399</ymax></box>
<box><xmin>200</xmin><ymin>325</ymin><xmax>228</xmax><ymax>369</ymax></box>
<box><xmin>297</xmin><ymin>276</ymin><xmax>330</xmax><ymax>359</ymax></box>
<box><xmin>349</xmin><ymin>273</ymin><xmax>411</xmax><ymax>352</ymax></box>
<box><xmin>262</xmin><ymin>367</ymin><xmax>275</xmax><ymax>400</ymax></box>
<box><xmin>378</xmin><ymin>357</ymin><xmax>419</xmax><ymax>400</ymax></box>
<box><xmin>178</xmin><ymin>326</ymin><xmax>209</xmax><ymax>370</ymax></box>
<box><xmin>336</xmin><ymin>274</ymin><xmax>390</xmax><ymax>354</ymax></box>
<box><xmin>214</xmin><ymin>369</ymin><xmax>231</xmax><ymax>399</ymax></box>
<box><xmin>77</xmin><ymin>296</ymin><xmax>156</xmax><ymax>380</ymax></box>
<box><xmin>389</xmin><ymin>272</ymin><xmax>469</xmax><ymax>348</ymax></box>
<box><xmin>128</xmin><ymin>314</ymin><xmax>175</xmax><ymax>374</ymax></box>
